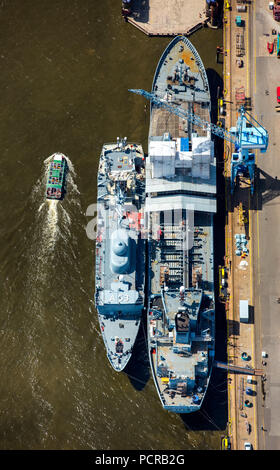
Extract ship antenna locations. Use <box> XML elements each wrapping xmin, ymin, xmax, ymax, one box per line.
<box><xmin>115</xmin><ymin>182</ymin><xmax>125</xmax><ymax>226</ymax></box>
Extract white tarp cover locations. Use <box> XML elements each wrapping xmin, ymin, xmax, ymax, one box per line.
<box><xmin>149</xmin><ymin>140</ymin><xmax>176</xmax><ymax>178</ymax></box>
<box><xmin>175</xmin><ymin>137</ymin><xmax>213</xmax><ymax>172</ymax></box>
<box><xmin>148</xmin><ymin>137</ymin><xmax>214</xmax><ymax>179</ymax></box>
<box><xmin>192</xmin><ymin>136</ymin><xmax>213</xmax><ymax>164</ymax></box>
<box><xmin>149</xmin><ymin>140</ymin><xmax>176</xmax><ymax>157</ymax></box>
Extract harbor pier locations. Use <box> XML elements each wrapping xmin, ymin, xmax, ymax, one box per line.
<box><xmin>223</xmin><ymin>0</ymin><xmax>280</xmax><ymax>451</ymax></box>
<box><xmin>125</xmin><ymin>0</ymin><xmax>210</xmax><ymax>36</ymax></box>
<box><xmin>222</xmin><ymin>0</ymin><xmax>260</xmax><ymax>451</ymax></box>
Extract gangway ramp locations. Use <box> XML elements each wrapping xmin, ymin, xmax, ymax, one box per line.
<box><xmin>214</xmin><ymin>361</ymin><xmax>263</xmax><ymax>376</ymax></box>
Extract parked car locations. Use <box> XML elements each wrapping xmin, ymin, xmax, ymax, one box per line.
<box><xmin>277</xmin><ymin>86</ymin><xmax>280</xmax><ymax>104</ymax></box>
<box><xmin>244</xmin><ymin>442</ymin><xmax>252</xmax><ymax>450</ymax></box>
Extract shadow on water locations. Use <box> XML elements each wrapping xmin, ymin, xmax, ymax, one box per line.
<box><xmin>130</xmin><ymin>0</ymin><xmax>150</xmax><ymax>23</ymax></box>
<box><xmin>124</xmin><ymin>315</ymin><xmax>150</xmax><ymax>391</ymax></box>
<box><xmin>61</xmin><ymin>162</ymin><xmax>69</xmax><ymax>201</ymax></box>
<box><xmin>206</xmin><ymin>67</ymin><xmax>223</xmax><ymax>122</ymax></box>
<box><xmin>180</xmin><ymin>369</ymin><xmax>228</xmax><ymax>432</ymax></box>
<box><xmin>124</xmin><ymin>187</ymin><xmax>151</xmax><ymax>391</ymax></box>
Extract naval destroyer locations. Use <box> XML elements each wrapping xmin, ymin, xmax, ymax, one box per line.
<box><xmin>145</xmin><ymin>36</ymin><xmax>216</xmax><ymax>413</ymax></box>
<box><xmin>94</xmin><ymin>138</ymin><xmax>146</xmax><ymax>372</ymax></box>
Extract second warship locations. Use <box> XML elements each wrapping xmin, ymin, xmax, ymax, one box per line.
<box><xmin>142</xmin><ymin>36</ymin><xmax>216</xmax><ymax>413</ymax></box>
<box><xmin>94</xmin><ymin>138</ymin><xmax>146</xmax><ymax>372</ymax></box>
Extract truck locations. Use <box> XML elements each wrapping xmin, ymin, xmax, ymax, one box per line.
<box><xmin>273</xmin><ymin>0</ymin><xmax>280</xmax><ymax>21</ymax></box>
<box><xmin>239</xmin><ymin>299</ymin><xmax>249</xmax><ymax>323</ymax></box>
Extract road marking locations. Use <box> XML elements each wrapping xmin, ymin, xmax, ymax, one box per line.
<box><xmin>251</xmin><ymin>0</ymin><xmax>266</xmax><ymax>450</ymax></box>
<box><xmin>246</xmin><ymin>9</ymin><xmax>250</xmax><ymax>96</ymax></box>
<box><xmin>246</xmin><ymin>1</ymin><xmax>260</xmax><ymax>451</ymax></box>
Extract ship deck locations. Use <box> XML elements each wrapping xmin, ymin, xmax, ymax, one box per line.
<box><xmin>149</xmin><ymin>102</ymin><xmax>210</xmax><ymax>139</ymax></box>
<box><xmin>94</xmin><ymin>141</ymin><xmax>146</xmax><ymax>371</ymax></box>
<box><xmin>148</xmin><ymin>211</ymin><xmax>215</xmax><ymax>410</ymax></box>
<box><xmin>149</xmin><ymin>212</ymin><xmax>214</xmax><ymax>296</ymax></box>
<box><xmin>147</xmin><ymin>35</ymin><xmax>216</xmax><ymax>210</ymax></box>
<box><xmin>96</xmin><ymin>210</ymin><xmax>145</xmax><ymax>298</ymax></box>
<box><xmin>146</xmin><ymin>36</ymin><xmax>216</xmax><ymax>411</ymax></box>
<box><xmin>95</xmin><ymin>142</ymin><xmax>146</xmax><ymax>308</ymax></box>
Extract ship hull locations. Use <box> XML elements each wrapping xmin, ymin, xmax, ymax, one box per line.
<box><xmin>95</xmin><ymin>140</ymin><xmax>146</xmax><ymax>372</ymax></box>
<box><xmin>146</xmin><ymin>36</ymin><xmax>216</xmax><ymax>413</ymax></box>
<box><xmin>97</xmin><ymin>311</ymin><xmax>141</xmax><ymax>372</ymax></box>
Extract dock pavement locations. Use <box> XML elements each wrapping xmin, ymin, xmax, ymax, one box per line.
<box><xmin>223</xmin><ymin>0</ymin><xmax>263</xmax><ymax>451</ymax></box>
<box><xmin>125</xmin><ymin>0</ymin><xmax>209</xmax><ymax>36</ymax></box>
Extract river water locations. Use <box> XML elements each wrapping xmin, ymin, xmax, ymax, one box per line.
<box><xmin>0</xmin><ymin>0</ymin><xmax>225</xmax><ymax>450</ymax></box>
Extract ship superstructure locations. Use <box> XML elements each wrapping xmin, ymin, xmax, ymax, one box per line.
<box><xmin>145</xmin><ymin>36</ymin><xmax>216</xmax><ymax>412</ymax></box>
<box><xmin>95</xmin><ymin>138</ymin><xmax>146</xmax><ymax>372</ymax></box>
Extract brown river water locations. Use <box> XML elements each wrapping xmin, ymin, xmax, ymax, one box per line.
<box><xmin>0</xmin><ymin>0</ymin><xmax>226</xmax><ymax>450</ymax></box>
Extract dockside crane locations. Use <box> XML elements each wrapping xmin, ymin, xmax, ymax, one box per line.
<box><xmin>129</xmin><ymin>88</ymin><xmax>269</xmax><ymax>195</ymax></box>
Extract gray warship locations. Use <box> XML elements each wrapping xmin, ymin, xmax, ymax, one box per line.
<box><xmin>94</xmin><ymin>138</ymin><xmax>146</xmax><ymax>372</ymax></box>
<box><xmin>145</xmin><ymin>36</ymin><xmax>216</xmax><ymax>412</ymax></box>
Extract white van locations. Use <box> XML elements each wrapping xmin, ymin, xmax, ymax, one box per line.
<box><xmin>244</xmin><ymin>442</ymin><xmax>252</xmax><ymax>450</ymax></box>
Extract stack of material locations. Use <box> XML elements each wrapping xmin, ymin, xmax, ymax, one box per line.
<box><xmin>177</xmin><ymin>382</ymin><xmax>188</xmax><ymax>397</ymax></box>
<box><xmin>234</xmin><ymin>233</ymin><xmax>249</xmax><ymax>256</ymax></box>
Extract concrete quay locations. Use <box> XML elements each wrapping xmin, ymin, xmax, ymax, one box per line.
<box><xmin>223</xmin><ymin>0</ymin><xmax>280</xmax><ymax>451</ymax></box>
<box><xmin>222</xmin><ymin>0</ymin><xmax>264</xmax><ymax>451</ymax></box>
<box><xmin>249</xmin><ymin>0</ymin><xmax>280</xmax><ymax>450</ymax></box>
<box><xmin>222</xmin><ymin>0</ymin><xmax>259</xmax><ymax>451</ymax></box>
<box><xmin>126</xmin><ymin>0</ymin><xmax>210</xmax><ymax>36</ymax></box>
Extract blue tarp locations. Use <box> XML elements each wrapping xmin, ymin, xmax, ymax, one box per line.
<box><xmin>180</xmin><ymin>137</ymin><xmax>189</xmax><ymax>152</ymax></box>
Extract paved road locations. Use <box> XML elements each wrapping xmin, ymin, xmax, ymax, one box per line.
<box><xmin>251</xmin><ymin>0</ymin><xmax>280</xmax><ymax>450</ymax></box>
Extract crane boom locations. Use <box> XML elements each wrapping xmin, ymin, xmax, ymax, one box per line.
<box><xmin>129</xmin><ymin>88</ymin><xmax>238</xmax><ymax>145</ymax></box>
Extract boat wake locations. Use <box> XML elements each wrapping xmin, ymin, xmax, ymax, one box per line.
<box><xmin>31</xmin><ymin>154</ymin><xmax>81</xmax><ymax>253</ymax></box>
<box><xmin>14</xmin><ymin>153</ymin><xmax>86</xmax><ymax>445</ymax></box>
<box><xmin>43</xmin><ymin>199</ymin><xmax>59</xmax><ymax>250</ymax></box>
